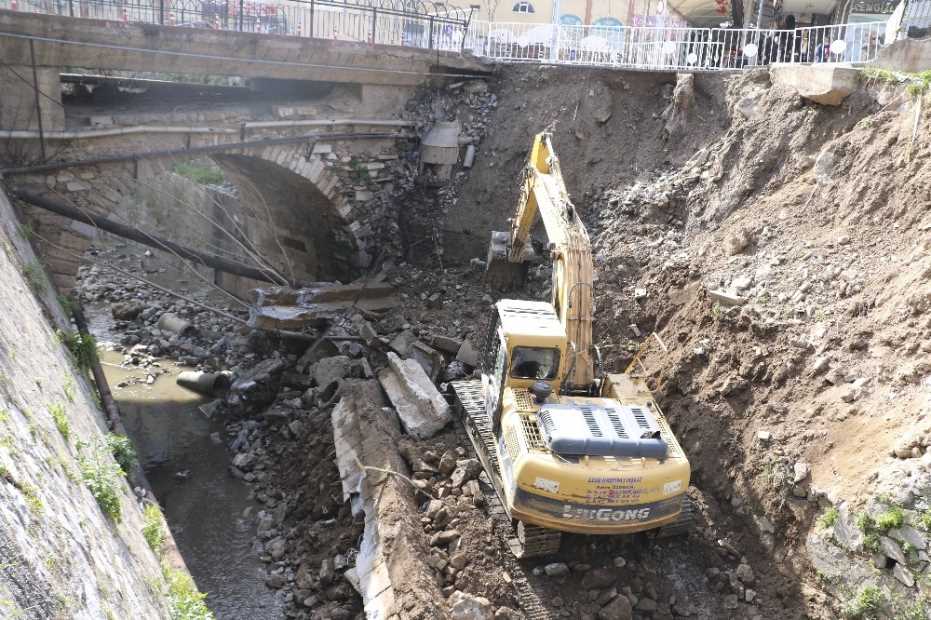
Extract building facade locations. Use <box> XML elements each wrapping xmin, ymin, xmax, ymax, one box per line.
<box><xmin>467</xmin><ymin>0</ymin><xmax>688</xmax><ymax>28</ymax></box>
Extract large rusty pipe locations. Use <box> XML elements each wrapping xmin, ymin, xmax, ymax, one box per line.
<box><xmin>12</xmin><ymin>189</ymin><xmax>290</xmax><ymax>286</ymax></box>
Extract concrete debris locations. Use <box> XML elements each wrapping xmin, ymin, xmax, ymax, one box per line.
<box><xmin>770</xmin><ymin>65</ymin><xmax>859</xmax><ymax>106</ymax></box>
<box><xmin>448</xmin><ymin>590</ymin><xmax>494</xmax><ymax>620</ymax></box>
<box><xmin>708</xmin><ymin>288</ymin><xmax>748</xmax><ymax>307</ymax></box>
<box><xmin>249</xmin><ymin>282</ymin><xmax>399</xmax><ymax>330</ymax></box>
<box><xmin>377</xmin><ymin>352</ymin><xmax>451</xmax><ymax>439</ymax></box>
<box><xmin>456</xmin><ymin>339</ymin><xmax>480</xmax><ymax>368</ymax></box>
<box><xmin>312</xmin><ymin>355</ymin><xmax>351</xmax><ymax>391</ymax></box>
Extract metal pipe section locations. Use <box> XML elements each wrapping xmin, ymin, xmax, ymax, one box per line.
<box><xmin>0</xmin><ymin>119</ymin><xmax>413</xmax><ymax>140</ymax></box>
<box><xmin>12</xmin><ymin>189</ymin><xmax>290</xmax><ymax>285</ymax></box>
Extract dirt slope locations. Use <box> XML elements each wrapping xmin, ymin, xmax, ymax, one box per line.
<box><xmin>442</xmin><ymin>65</ymin><xmax>730</xmax><ymax>263</ymax></box>
<box><xmin>438</xmin><ymin>63</ymin><xmax>930</xmax><ymax>617</ymax></box>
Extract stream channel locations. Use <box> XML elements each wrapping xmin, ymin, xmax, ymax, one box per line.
<box><xmin>87</xmin><ymin>306</ymin><xmax>284</xmax><ymax>619</ymax></box>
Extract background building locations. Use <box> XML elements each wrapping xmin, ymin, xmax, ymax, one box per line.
<box><xmin>465</xmin><ymin>0</ymin><xmax>688</xmax><ymax>28</ymax></box>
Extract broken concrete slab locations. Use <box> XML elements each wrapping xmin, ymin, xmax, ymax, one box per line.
<box><xmin>456</xmin><ymin>339</ymin><xmax>480</xmax><ymax>367</ymax></box>
<box><xmin>409</xmin><ymin>341</ymin><xmax>445</xmax><ymax>381</ymax></box>
<box><xmin>331</xmin><ymin>380</ymin><xmax>446</xmax><ymax>619</ymax></box>
<box><xmin>389</xmin><ymin>329</ymin><xmax>419</xmax><ymax>357</ymax></box>
<box><xmin>770</xmin><ymin>64</ymin><xmax>859</xmax><ymax>106</ymax></box>
<box><xmin>377</xmin><ymin>352</ymin><xmax>451</xmax><ymax>439</ymax></box>
<box><xmin>249</xmin><ymin>282</ymin><xmax>400</xmax><ymax>330</ymax></box>
<box><xmin>431</xmin><ymin>334</ymin><xmax>463</xmax><ymax>355</ymax></box>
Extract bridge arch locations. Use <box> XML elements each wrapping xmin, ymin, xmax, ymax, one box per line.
<box><xmin>9</xmin><ymin>143</ymin><xmax>369</xmax><ymax>295</ymax></box>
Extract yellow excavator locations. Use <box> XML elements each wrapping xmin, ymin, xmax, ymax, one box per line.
<box><xmin>451</xmin><ymin>133</ymin><xmax>692</xmax><ymax>558</ymax></box>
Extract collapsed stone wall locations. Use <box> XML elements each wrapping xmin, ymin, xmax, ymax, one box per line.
<box><xmin>0</xmin><ymin>187</ymin><xmax>173</xmax><ymax>619</ymax></box>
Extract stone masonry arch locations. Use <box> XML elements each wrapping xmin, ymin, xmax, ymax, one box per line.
<box><xmin>8</xmin><ymin>140</ymin><xmax>374</xmax><ymax>295</ymax></box>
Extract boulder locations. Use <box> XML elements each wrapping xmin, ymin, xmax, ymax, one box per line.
<box><xmin>313</xmin><ymin>355</ymin><xmax>351</xmax><ymax>390</ymax></box>
<box><xmin>448</xmin><ymin>590</ymin><xmax>494</xmax><ymax>620</ymax></box>
<box><xmin>111</xmin><ymin>300</ymin><xmax>145</xmax><ymax>320</ymax></box>
<box><xmin>598</xmin><ymin>594</ymin><xmax>633</xmax><ymax>620</ymax></box>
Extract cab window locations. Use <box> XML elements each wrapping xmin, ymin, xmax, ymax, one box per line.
<box><xmin>509</xmin><ymin>347</ymin><xmax>560</xmax><ymax>380</ymax></box>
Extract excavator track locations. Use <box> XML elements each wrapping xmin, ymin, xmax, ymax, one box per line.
<box><xmin>451</xmin><ymin>379</ymin><xmax>557</xmax><ymax>619</ymax></box>
<box><xmin>655</xmin><ymin>496</ymin><xmax>696</xmax><ymax>539</ymax></box>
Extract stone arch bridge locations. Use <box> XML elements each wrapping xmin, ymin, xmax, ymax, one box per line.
<box><xmin>3</xmin><ymin>125</ymin><xmax>410</xmax><ymax>293</ymax></box>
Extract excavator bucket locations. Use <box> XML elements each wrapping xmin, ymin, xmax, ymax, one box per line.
<box><xmin>484</xmin><ymin>231</ymin><xmax>527</xmax><ymax>291</ymax></box>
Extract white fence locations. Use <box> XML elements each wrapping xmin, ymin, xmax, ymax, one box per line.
<box><xmin>0</xmin><ymin>0</ymin><xmax>895</xmax><ymax>72</ymax></box>
<box><xmin>464</xmin><ymin>20</ymin><xmax>889</xmax><ymax>71</ymax></box>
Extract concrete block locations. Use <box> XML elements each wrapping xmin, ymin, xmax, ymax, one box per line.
<box><xmin>770</xmin><ymin>64</ymin><xmax>859</xmax><ymax>106</ymax></box>
<box><xmin>456</xmin><ymin>339</ymin><xmax>480</xmax><ymax>367</ymax></box>
<box><xmin>377</xmin><ymin>352</ymin><xmax>450</xmax><ymax>439</ymax></box>
<box><xmin>312</xmin><ymin>143</ymin><xmax>333</xmax><ymax>155</ymax></box>
<box><xmin>708</xmin><ymin>288</ymin><xmax>748</xmax><ymax>307</ymax></box>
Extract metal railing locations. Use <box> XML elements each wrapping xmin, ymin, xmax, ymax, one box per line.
<box><xmin>0</xmin><ymin>0</ymin><xmax>894</xmax><ymax>71</ymax></box>
<box><xmin>464</xmin><ymin>19</ymin><xmax>889</xmax><ymax>70</ymax></box>
<box><xmin>902</xmin><ymin>0</ymin><xmax>931</xmax><ymax>34</ymax></box>
<box><xmin>0</xmin><ymin>0</ymin><xmax>472</xmax><ymax>50</ymax></box>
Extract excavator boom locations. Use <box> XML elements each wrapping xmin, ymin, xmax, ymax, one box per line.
<box><xmin>486</xmin><ymin>133</ymin><xmax>594</xmax><ymax>391</ymax></box>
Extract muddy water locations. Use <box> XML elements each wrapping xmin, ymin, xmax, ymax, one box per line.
<box><xmin>90</xmin><ymin>311</ymin><xmax>283</xmax><ymax>619</ymax></box>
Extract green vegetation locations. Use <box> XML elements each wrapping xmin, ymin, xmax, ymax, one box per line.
<box><xmin>0</xmin><ymin>409</ymin><xmax>9</xmax><ymax>424</ymax></box>
<box><xmin>876</xmin><ymin>506</ymin><xmax>904</xmax><ymax>531</ymax></box>
<box><xmin>20</xmin><ymin>482</ymin><xmax>43</xmax><ymax>515</ymax></box>
<box><xmin>898</xmin><ymin>598</ymin><xmax>931</xmax><ymax>620</ymax></box>
<box><xmin>57</xmin><ymin>330</ymin><xmax>98</xmax><ymax>371</ymax></box>
<box><xmin>349</xmin><ymin>158</ymin><xmax>371</xmax><ymax>183</ymax></box>
<box><xmin>818</xmin><ymin>507</ymin><xmax>839</xmax><ymax>530</ymax></box>
<box><xmin>845</xmin><ymin>585</ymin><xmax>886</xmax><ymax>619</ymax></box>
<box><xmin>862</xmin><ymin>67</ymin><xmax>931</xmax><ymax>98</ymax></box>
<box><xmin>165</xmin><ymin>566</ymin><xmax>213</xmax><ymax>620</ymax></box>
<box><xmin>857</xmin><ymin>513</ymin><xmax>881</xmax><ymax>552</ymax></box>
<box><xmin>48</xmin><ymin>403</ymin><xmax>69</xmax><ymax>441</ymax></box>
<box><xmin>77</xmin><ymin>442</ymin><xmax>122</xmax><ymax>522</ymax></box>
<box><xmin>22</xmin><ymin>263</ymin><xmax>46</xmax><ymax>293</ymax></box>
<box><xmin>57</xmin><ymin>295</ymin><xmax>74</xmax><ymax>317</ymax></box>
<box><xmin>172</xmin><ymin>161</ymin><xmax>225</xmax><ymax>185</ymax></box>
<box><xmin>142</xmin><ymin>503</ymin><xmax>165</xmax><ymax>553</ymax></box>
<box><xmin>919</xmin><ymin>511</ymin><xmax>931</xmax><ymax>532</ymax></box>
<box><xmin>105</xmin><ymin>433</ymin><xmax>137</xmax><ymax>474</ymax></box>
<box><xmin>62</xmin><ymin>378</ymin><xmax>76</xmax><ymax>403</ymax></box>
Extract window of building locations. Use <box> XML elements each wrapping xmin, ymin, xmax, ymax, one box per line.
<box><xmin>559</xmin><ymin>14</ymin><xmax>582</xmax><ymax>25</ymax></box>
<box><xmin>512</xmin><ymin>1</ymin><xmax>535</xmax><ymax>13</ymax></box>
<box><xmin>593</xmin><ymin>16</ymin><xmax>623</xmax><ymax>28</ymax></box>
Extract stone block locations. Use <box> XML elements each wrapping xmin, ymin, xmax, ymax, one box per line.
<box><xmin>377</xmin><ymin>352</ymin><xmax>450</xmax><ymax>439</ymax></box>
<box><xmin>770</xmin><ymin>64</ymin><xmax>859</xmax><ymax>106</ymax></box>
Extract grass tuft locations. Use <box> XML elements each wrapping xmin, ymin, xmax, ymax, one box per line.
<box><xmin>173</xmin><ymin>161</ymin><xmax>225</xmax><ymax>185</ymax></box>
<box><xmin>818</xmin><ymin>507</ymin><xmax>839</xmax><ymax>530</ymax></box>
<box><xmin>844</xmin><ymin>585</ymin><xmax>885</xmax><ymax>619</ymax></box>
<box><xmin>875</xmin><ymin>506</ymin><xmax>904</xmax><ymax>531</ymax></box>
<box><xmin>165</xmin><ymin>566</ymin><xmax>214</xmax><ymax>620</ymax></box>
<box><xmin>105</xmin><ymin>433</ymin><xmax>137</xmax><ymax>474</ymax></box>
<box><xmin>57</xmin><ymin>331</ymin><xmax>98</xmax><ymax>371</ymax></box>
<box><xmin>48</xmin><ymin>403</ymin><xmax>69</xmax><ymax>441</ymax></box>
<box><xmin>143</xmin><ymin>503</ymin><xmax>165</xmax><ymax>554</ymax></box>
<box><xmin>77</xmin><ymin>441</ymin><xmax>122</xmax><ymax>523</ymax></box>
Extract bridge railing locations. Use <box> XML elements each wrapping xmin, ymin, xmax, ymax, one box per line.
<box><xmin>464</xmin><ymin>19</ymin><xmax>889</xmax><ymax>70</ymax></box>
<box><xmin>0</xmin><ymin>0</ymin><xmax>892</xmax><ymax>69</ymax></box>
<box><xmin>0</xmin><ymin>0</ymin><xmax>471</xmax><ymax>50</ymax></box>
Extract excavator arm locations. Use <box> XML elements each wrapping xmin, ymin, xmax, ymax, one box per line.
<box><xmin>486</xmin><ymin>133</ymin><xmax>595</xmax><ymax>392</ymax></box>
